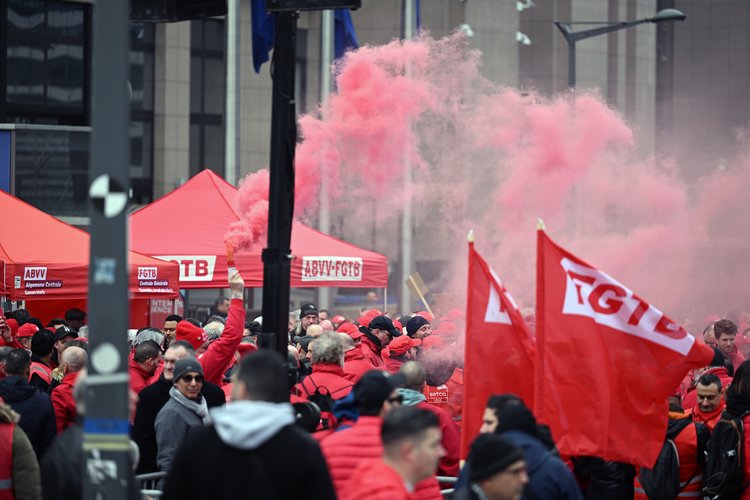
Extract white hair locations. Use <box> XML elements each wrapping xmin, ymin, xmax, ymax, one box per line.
<box><xmin>204</xmin><ymin>321</ymin><xmax>225</xmax><ymax>342</ymax></box>
<box><xmin>133</xmin><ymin>328</ymin><xmax>164</xmax><ymax>347</ymax></box>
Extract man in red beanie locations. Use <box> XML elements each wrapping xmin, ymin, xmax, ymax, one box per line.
<box><xmin>174</xmin><ymin>271</ymin><xmax>246</xmax><ymax>386</ymax></box>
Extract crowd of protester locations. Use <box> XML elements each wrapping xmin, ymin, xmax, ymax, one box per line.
<box><xmin>2</xmin><ymin>270</ymin><xmax>750</xmax><ymax>499</ymax></box>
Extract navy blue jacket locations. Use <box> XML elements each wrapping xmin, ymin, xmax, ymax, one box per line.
<box><xmin>457</xmin><ymin>430</ymin><xmax>583</xmax><ymax>500</ymax></box>
<box><xmin>0</xmin><ymin>375</ymin><xmax>57</xmax><ymax>459</ymax></box>
<box><xmin>502</xmin><ymin>429</ymin><xmax>583</xmax><ymax>500</ymax></box>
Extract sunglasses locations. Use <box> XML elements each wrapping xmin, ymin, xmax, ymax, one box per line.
<box><xmin>387</xmin><ymin>394</ymin><xmax>404</xmax><ymax>404</ymax></box>
<box><xmin>181</xmin><ymin>374</ymin><xmax>204</xmax><ymax>383</ymax></box>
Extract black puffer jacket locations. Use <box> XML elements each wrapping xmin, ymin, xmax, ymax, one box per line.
<box><xmin>573</xmin><ymin>457</ymin><xmax>635</xmax><ymax>500</ymax></box>
<box><xmin>0</xmin><ymin>375</ymin><xmax>56</xmax><ymax>459</ymax></box>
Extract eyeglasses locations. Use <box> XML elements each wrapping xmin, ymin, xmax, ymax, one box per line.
<box><xmin>387</xmin><ymin>395</ymin><xmax>404</xmax><ymax>404</ymax></box>
<box><xmin>181</xmin><ymin>374</ymin><xmax>204</xmax><ymax>383</ymax></box>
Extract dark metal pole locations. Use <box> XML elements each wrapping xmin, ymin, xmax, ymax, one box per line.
<box><xmin>84</xmin><ymin>0</ymin><xmax>133</xmax><ymax>498</ymax></box>
<box><xmin>568</xmin><ymin>40</ymin><xmax>576</xmax><ymax>88</ymax></box>
<box><xmin>655</xmin><ymin>0</ymin><xmax>675</xmax><ymax>156</ymax></box>
<box><xmin>261</xmin><ymin>11</ymin><xmax>298</xmax><ymax>362</ymax></box>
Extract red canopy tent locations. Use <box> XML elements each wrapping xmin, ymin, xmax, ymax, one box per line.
<box><xmin>0</xmin><ymin>190</ymin><xmax>180</xmax><ymax>302</ymax></box>
<box><xmin>129</xmin><ymin>170</ymin><xmax>388</xmax><ymax>289</ymax></box>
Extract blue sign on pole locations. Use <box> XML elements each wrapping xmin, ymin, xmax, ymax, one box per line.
<box><xmin>0</xmin><ymin>131</ymin><xmax>11</xmax><ymax>193</ymax></box>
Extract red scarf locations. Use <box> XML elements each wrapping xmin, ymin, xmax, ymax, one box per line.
<box><xmin>694</xmin><ymin>401</ymin><xmax>725</xmax><ymax>427</ymax></box>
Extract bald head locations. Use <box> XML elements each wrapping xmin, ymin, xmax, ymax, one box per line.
<box><xmin>307</xmin><ymin>325</ymin><xmax>323</xmax><ymax>337</ymax></box>
<box><xmin>61</xmin><ymin>346</ymin><xmax>87</xmax><ymax>374</ymax></box>
<box><xmin>338</xmin><ymin>332</ymin><xmax>355</xmax><ymax>351</ymax></box>
<box><xmin>399</xmin><ymin>361</ymin><xmax>426</xmax><ymax>391</ymax></box>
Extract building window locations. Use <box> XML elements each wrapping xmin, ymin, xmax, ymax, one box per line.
<box><xmin>189</xmin><ymin>19</ymin><xmax>224</xmax><ymax>177</ymax></box>
<box><xmin>129</xmin><ymin>22</ymin><xmax>155</xmax><ymax>204</ymax></box>
<box><xmin>3</xmin><ymin>0</ymin><xmax>90</xmax><ymax>125</ymax></box>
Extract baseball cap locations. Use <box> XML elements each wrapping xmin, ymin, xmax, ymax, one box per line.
<box><xmin>53</xmin><ymin>326</ymin><xmax>77</xmax><ymax>343</ymax></box>
<box><xmin>16</xmin><ymin>323</ymin><xmax>39</xmax><ymax>339</ymax></box>
<box><xmin>368</xmin><ymin>316</ymin><xmax>401</xmax><ymax>338</ymax></box>
<box><xmin>293</xmin><ymin>335</ymin><xmax>314</xmax><ymax>352</ymax></box>
<box><xmin>387</xmin><ymin>336</ymin><xmax>422</xmax><ymax>357</ymax></box>
<box><xmin>336</xmin><ymin>322</ymin><xmax>363</xmax><ymax>339</ymax></box>
<box><xmin>353</xmin><ymin>370</ymin><xmax>406</xmax><ymax>413</ymax></box>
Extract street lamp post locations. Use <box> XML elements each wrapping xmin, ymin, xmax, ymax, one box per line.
<box><xmin>554</xmin><ymin>8</ymin><xmax>686</xmax><ymax>88</ymax></box>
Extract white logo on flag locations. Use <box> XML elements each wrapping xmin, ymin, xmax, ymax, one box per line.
<box><xmin>484</xmin><ymin>267</ymin><xmax>519</xmax><ymax>325</ymax></box>
<box><xmin>560</xmin><ymin>257</ymin><xmax>694</xmax><ymax>356</ymax></box>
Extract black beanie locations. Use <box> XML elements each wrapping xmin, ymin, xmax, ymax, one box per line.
<box><xmin>406</xmin><ymin>316</ymin><xmax>430</xmax><ymax>337</ymax></box>
<box><xmin>468</xmin><ymin>434</ymin><xmax>525</xmax><ymax>482</ymax></box>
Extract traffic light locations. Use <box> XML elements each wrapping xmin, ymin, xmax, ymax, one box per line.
<box><xmin>265</xmin><ymin>0</ymin><xmax>361</xmax><ymax>12</ymax></box>
<box><xmin>130</xmin><ymin>0</ymin><xmax>227</xmax><ymax>22</ymax></box>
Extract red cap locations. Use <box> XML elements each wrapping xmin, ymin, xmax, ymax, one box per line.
<box><xmin>357</xmin><ymin>315</ymin><xmax>372</xmax><ymax>328</ymax></box>
<box><xmin>416</xmin><ymin>311</ymin><xmax>434</xmax><ymax>322</ymax></box>
<box><xmin>5</xmin><ymin>319</ymin><xmax>19</xmax><ymax>336</ymax></box>
<box><xmin>392</xmin><ymin>319</ymin><xmax>403</xmax><ymax>331</ymax></box>
<box><xmin>337</xmin><ymin>322</ymin><xmax>363</xmax><ymax>339</ymax></box>
<box><xmin>175</xmin><ymin>321</ymin><xmax>207</xmax><ymax>350</ymax></box>
<box><xmin>331</xmin><ymin>315</ymin><xmax>346</xmax><ymax>324</ymax></box>
<box><xmin>237</xmin><ymin>343</ymin><xmax>258</xmax><ymax>358</ymax></box>
<box><xmin>387</xmin><ymin>336</ymin><xmax>421</xmax><ymax>357</ymax></box>
<box><xmin>364</xmin><ymin>309</ymin><xmax>383</xmax><ymax>318</ymax></box>
<box><xmin>16</xmin><ymin>323</ymin><xmax>39</xmax><ymax>339</ymax></box>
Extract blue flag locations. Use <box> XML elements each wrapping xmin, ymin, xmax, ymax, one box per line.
<box><xmin>251</xmin><ymin>0</ymin><xmax>275</xmax><ymax>73</ymax></box>
<box><xmin>334</xmin><ymin>9</ymin><xmax>359</xmax><ymax>60</ymax></box>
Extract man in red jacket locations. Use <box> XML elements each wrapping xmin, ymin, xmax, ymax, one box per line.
<box><xmin>398</xmin><ymin>361</ymin><xmax>460</xmax><ymax>477</ymax></box>
<box><xmin>295</xmin><ymin>333</ymin><xmax>353</xmax><ymax>402</ymax></box>
<box><xmin>129</xmin><ymin>340</ymin><xmax>161</xmax><ymax>395</ymax></box>
<box><xmin>174</xmin><ymin>271</ymin><xmax>245</xmax><ymax>386</ymax></box>
<box><xmin>690</xmin><ymin>373</ymin><xmax>725</xmax><ymax>431</ymax></box>
<box><xmin>344</xmin><ymin>406</ymin><xmax>445</xmax><ymax>500</ymax></box>
<box><xmin>51</xmin><ymin>346</ymin><xmax>86</xmax><ymax>433</ymax></box>
<box><xmin>321</xmin><ymin>370</ymin><xmax>443</xmax><ymax>500</ymax></box>
<box><xmin>340</xmin><ymin>332</ymin><xmax>376</xmax><ymax>383</ymax></box>
<box><xmin>360</xmin><ymin>316</ymin><xmax>400</xmax><ymax>368</ymax></box>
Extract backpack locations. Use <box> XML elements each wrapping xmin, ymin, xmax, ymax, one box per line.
<box><xmin>703</xmin><ymin>410</ymin><xmax>750</xmax><ymax>500</ymax></box>
<box><xmin>300</xmin><ymin>377</ymin><xmax>350</xmax><ymax>430</ymax></box>
<box><xmin>638</xmin><ymin>417</ymin><xmax>692</xmax><ymax>500</ymax></box>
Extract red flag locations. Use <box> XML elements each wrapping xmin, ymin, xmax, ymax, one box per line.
<box><xmin>462</xmin><ymin>239</ymin><xmax>536</xmax><ymax>457</ymax></box>
<box><xmin>535</xmin><ymin>229</ymin><xmax>713</xmax><ymax>467</ymax></box>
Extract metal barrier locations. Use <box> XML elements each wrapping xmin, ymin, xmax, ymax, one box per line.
<box><xmin>136</xmin><ymin>471</ymin><xmax>166</xmax><ymax>499</ymax></box>
<box><xmin>437</xmin><ymin>476</ymin><xmax>457</xmax><ymax>496</ymax></box>
<box><xmin>135</xmin><ymin>472</ymin><xmax>456</xmax><ymax>498</ymax></box>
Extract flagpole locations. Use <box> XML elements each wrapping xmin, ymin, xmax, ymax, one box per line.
<box><xmin>224</xmin><ymin>0</ymin><xmax>240</xmax><ymax>185</ymax></box>
<box><xmin>318</xmin><ymin>9</ymin><xmax>334</xmax><ymax>311</ymax></box>
<box><xmin>400</xmin><ymin>0</ymin><xmax>416</xmax><ymax>315</ymax></box>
